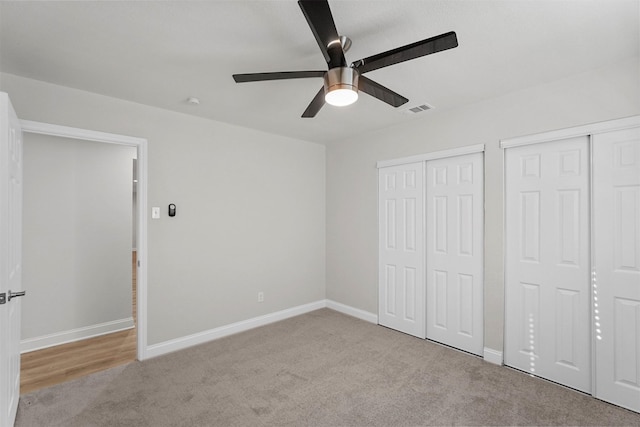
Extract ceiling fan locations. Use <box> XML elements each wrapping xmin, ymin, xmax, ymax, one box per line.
<box><xmin>232</xmin><ymin>0</ymin><xmax>458</xmax><ymax>118</ymax></box>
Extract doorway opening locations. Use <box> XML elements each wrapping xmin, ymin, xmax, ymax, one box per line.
<box><xmin>18</xmin><ymin>121</ymin><xmax>148</xmax><ymax>393</ymax></box>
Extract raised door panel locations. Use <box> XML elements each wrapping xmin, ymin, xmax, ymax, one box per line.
<box><xmin>378</xmin><ymin>162</ymin><xmax>425</xmax><ymax>338</ymax></box>
<box><xmin>426</xmin><ymin>153</ymin><xmax>483</xmax><ymax>355</ymax></box>
<box><xmin>593</xmin><ymin>127</ymin><xmax>640</xmax><ymax>412</ymax></box>
<box><xmin>505</xmin><ymin>137</ymin><xmax>590</xmax><ymax>392</ymax></box>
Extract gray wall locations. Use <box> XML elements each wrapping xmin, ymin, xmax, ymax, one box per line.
<box><xmin>2</xmin><ymin>72</ymin><xmax>326</xmax><ymax>346</ymax></box>
<box><xmin>22</xmin><ymin>133</ymin><xmax>135</xmax><ymax>340</ymax></box>
<box><xmin>5</xmin><ymin>56</ymin><xmax>637</xmax><ymax>354</ymax></box>
<box><xmin>325</xmin><ymin>57</ymin><xmax>640</xmax><ymax>352</ymax></box>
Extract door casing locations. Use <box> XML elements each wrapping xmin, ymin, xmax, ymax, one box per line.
<box><xmin>20</xmin><ymin>120</ymin><xmax>150</xmax><ymax>361</ymax></box>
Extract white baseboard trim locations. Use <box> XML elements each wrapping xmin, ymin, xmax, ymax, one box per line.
<box><xmin>325</xmin><ymin>299</ymin><xmax>378</xmax><ymax>324</ymax></box>
<box><xmin>21</xmin><ymin>317</ymin><xmax>135</xmax><ymax>354</ymax></box>
<box><xmin>145</xmin><ymin>300</ymin><xmax>326</xmax><ymax>359</ymax></box>
<box><xmin>483</xmin><ymin>347</ymin><xmax>503</xmax><ymax>365</ymax></box>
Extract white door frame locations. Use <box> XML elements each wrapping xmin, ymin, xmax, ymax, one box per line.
<box><xmin>20</xmin><ymin>120</ymin><xmax>149</xmax><ymax>361</ymax></box>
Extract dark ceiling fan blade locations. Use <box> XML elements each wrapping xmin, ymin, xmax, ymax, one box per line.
<box><xmin>302</xmin><ymin>86</ymin><xmax>326</xmax><ymax>118</ymax></box>
<box><xmin>353</xmin><ymin>31</ymin><xmax>458</xmax><ymax>74</ymax></box>
<box><xmin>298</xmin><ymin>0</ymin><xmax>346</xmax><ymax>69</ymax></box>
<box><xmin>358</xmin><ymin>76</ymin><xmax>408</xmax><ymax>107</ymax></box>
<box><xmin>233</xmin><ymin>71</ymin><xmax>325</xmax><ymax>83</ymax></box>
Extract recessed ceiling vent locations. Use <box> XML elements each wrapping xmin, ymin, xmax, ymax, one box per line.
<box><xmin>403</xmin><ymin>103</ymin><xmax>434</xmax><ymax>115</ymax></box>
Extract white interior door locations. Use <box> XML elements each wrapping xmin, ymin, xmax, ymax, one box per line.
<box><xmin>426</xmin><ymin>153</ymin><xmax>484</xmax><ymax>355</ymax></box>
<box><xmin>593</xmin><ymin>127</ymin><xmax>640</xmax><ymax>412</ymax></box>
<box><xmin>0</xmin><ymin>92</ymin><xmax>23</xmax><ymax>427</ymax></box>
<box><xmin>505</xmin><ymin>137</ymin><xmax>591</xmax><ymax>392</ymax></box>
<box><xmin>378</xmin><ymin>162</ymin><xmax>425</xmax><ymax>338</ymax></box>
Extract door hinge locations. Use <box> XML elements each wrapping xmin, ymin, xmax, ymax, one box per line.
<box><xmin>0</xmin><ymin>293</ymin><xmax>5</xmax><ymax>305</ymax></box>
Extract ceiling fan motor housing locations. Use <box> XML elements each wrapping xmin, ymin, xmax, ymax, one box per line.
<box><xmin>324</xmin><ymin>67</ymin><xmax>359</xmax><ymax>93</ymax></box>
<box><xmin>324</xmin><ymin>67</ymin><xmax>359</xmax><ymax>105</ymax></box>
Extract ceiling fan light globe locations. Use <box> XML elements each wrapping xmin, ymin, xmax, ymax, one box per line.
<box><xmin>324</xmin><ymin>67</ymin><xmax>360</xmax><ymax>107</ymax></box>
<box><xmin>325</xmin><ymin>87</ymin><xmax>358</xmax><ymax>106</ymax></box>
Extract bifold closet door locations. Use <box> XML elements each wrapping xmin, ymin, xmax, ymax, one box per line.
<box><xmin>426</xmin><ymin>153</ymin><xmax>484</xmax><ymax>355</ymax></box>
<box><xmin>378</xmin><ymin>162</ymin><xmax>425</xmax><ymax>338</ymax></box>
<box><xmin>504</xmin><ymin>137</ymin><xmax>591</xmax><ymax>392</ymax></box>
<box><xmin>593</xmin><ymin>127</ymin><xmax>640</xmax><ymax>412</ymax></box>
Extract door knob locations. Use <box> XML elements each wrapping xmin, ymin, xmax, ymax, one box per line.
<box><xmin>8</xmin><ymin>290</ymin><xmax>26</xmax><ymax>301</ymax></box>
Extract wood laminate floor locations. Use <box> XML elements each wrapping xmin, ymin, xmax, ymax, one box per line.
<box><xmin>20</xmin><ymin>252</ymin><xmax>137</xmax><ymax>394</ymax></box>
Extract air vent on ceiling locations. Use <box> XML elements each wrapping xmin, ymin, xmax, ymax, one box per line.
<box><xmin>403</xmin><ymin>103</ymin><xmax>434</xmax><ymax>115</ymax></box>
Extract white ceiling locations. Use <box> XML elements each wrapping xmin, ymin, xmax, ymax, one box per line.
<box><xmin>1</xmin><ymin>0</ymin><xmax>638</xmax><ymax>144</ymax></box>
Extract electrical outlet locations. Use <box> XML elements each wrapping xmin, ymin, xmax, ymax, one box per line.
<box><xmin>257</xmin><ymin>292</ymin><xmax>264</xmax><ymax>303</ymax></box>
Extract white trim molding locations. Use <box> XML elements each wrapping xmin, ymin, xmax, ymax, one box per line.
<box><xmin>145</xmin><ymin>301</ymin><xmax>326</xmax><ymax>359</ymax></box>
<box><xmin>145</xmin><ymin>299</ymin><xmax>379</xmax><ymax>359</ymax></box>
<box><xmin>135</xmin><ymin>136</ymin><xmax>149</xmax><ymax>361</ymax></box>
<box><xmin>377</xmin><ymin>144</ymin><xmax>485</xmax><ymax>168</ymax></box>
<box><xmin>21</xmin><ymin>120</ymin><xmax>149</xmax><ymax>361</ymax></box>
<box><xmin>483</xmin><ymin>347</ymin><xmax>503</xmax><ymax>365</ymax></box>
<box><xmin>500</xmin><ymin>115</ymin><xmax>640</xmax><ymax>149</ymax></box>
<box><xmin>326</xmin><ymin>300</ymin><xmax>378</xmax><ymax>324</ymax></box>
<box><xmin>20</xmin><ymin>120</ymin><xmax>146</xmax><ymax>146</ymax></box>
<box><xmin>20</xmin><ymin>318</ymin><xmax>134</xmax><ymax>354</ymax></box>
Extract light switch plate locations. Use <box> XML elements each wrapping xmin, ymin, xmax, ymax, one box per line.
<box><xmin>152</xmin><ymin>207</ymin><xmax>160</xmax><ymax>219</ymax></box>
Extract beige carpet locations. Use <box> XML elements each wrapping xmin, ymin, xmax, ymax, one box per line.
<box><xmin>15</xmin><ymin>309</ymin><xmax>640</xmax><ymax>426</ymax></box>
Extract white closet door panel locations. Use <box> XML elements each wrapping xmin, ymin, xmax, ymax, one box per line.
<box><xmin>505</xmin><ymin>137</ymin><xmax>590</xmax><ymax>392</ymax></box>
<box><xmin>426</xmin><ymin>153</ymin><xmax>483</xmax><ymax>355</ymax></box>
<box><xmin>594</xmin><ymin>127</ymin><xmax>640</xmax><ymax>412</ymax></box>
<box><xmin>379</xmin><ymin>162</ymin><xmax>425</xmax><ymax>338</ymax></box>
